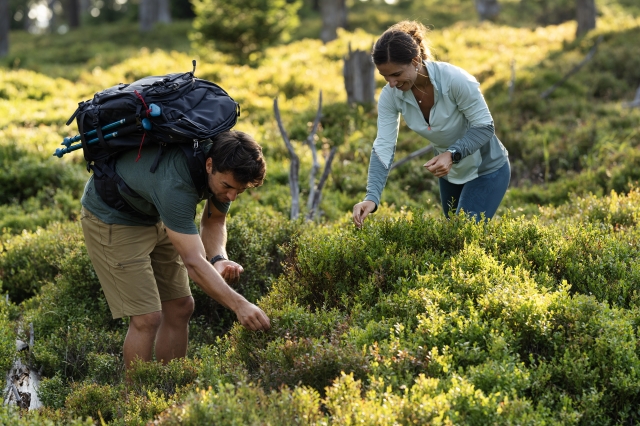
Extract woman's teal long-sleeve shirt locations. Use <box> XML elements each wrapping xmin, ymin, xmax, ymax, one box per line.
<box><xmin>364</xmin><ymin>60</ymin><xmax>508</xmax><ymax>208</ymax></box>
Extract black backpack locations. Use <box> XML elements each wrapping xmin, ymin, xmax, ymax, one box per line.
<box><xmin>56</xmin><ymin>60</ymin><xmax>239</xmax><ymax>218</ymax></box>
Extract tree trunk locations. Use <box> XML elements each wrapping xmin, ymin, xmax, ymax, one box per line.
<box><xmin>157</xmin><ymin>0</ymin><xmax>172</xmax><ymax>24</ymax></box>
<box><xmin>66</xmin><ymin>0</ymin><xmax>81</xmax><ymax>28</ymax></box>
<box><xmin>475</xmin><ymin>0</ymin><xmax>500</xmax><ymax>21</ymax></box>
<box><xmin>319</xmin><ymin>0</ymin><xmax>347</xmax><ymax>44</ymax></box>
<box><xmin>576</xmin><ymin>0</ymin><xmax>596</xmax><ymax>37</ymax></box>
<box><xmin>0</xmin><ymin>0</ymin><xmax>8</xmax><ymax>58</ymax></box>
<box><xmin>139</xmin><ymin>0</ymin><xmax>156</xmax><ymax>32</ymax></box>
<box><xmin>343</xmin><ymin>45</ymin><xmax>375</xmax><ymax>104</ymax></box>
<box><xmin>48</xmin><ymin>0</ymin><xmax>57</xmax><ymax>32</ymax></box>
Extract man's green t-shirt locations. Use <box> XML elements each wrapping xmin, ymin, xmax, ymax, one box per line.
<box><xmin>81</xmin><ymin>143</ymin><xmax>230</xmax><ymax>235</ymax></box>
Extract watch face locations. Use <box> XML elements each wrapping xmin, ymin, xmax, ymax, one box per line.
<box><xmin>453</xmin><ymin>152</ymin><xmax>462</xmax><ymax>162</ymax></box>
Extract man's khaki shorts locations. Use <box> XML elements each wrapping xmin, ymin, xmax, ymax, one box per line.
<box><xmin>80</xmin><ymin>207</ymin><xmax>191</xmax><ymax>319</ymax></box>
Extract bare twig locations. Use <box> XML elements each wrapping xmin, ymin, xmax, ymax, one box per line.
<box><xmin>10</xmin><ymin>383</ymin><xmax>22</xmax><ymax>404</ymax></box>
<box><xmin>306</xmin><ymin>91</ymin><xmax>323</xmax><ymax>211</ymax></box>
<box><xmin>29</xmin><ymin>323</ymin><xmax>34</xmax><ymax>349</ymax></box>
<box><xmin>540</xmin><ymin>35</ymin><xmax>603</xmax><ymax>99</ymax></box>
<box><xmin>508</xmin><ymin>59</ymin><xmax>516</xmax><ymax>102</ymax></box>
<box><xmin>307</xmin><ymin>147</ymin><xmax>338</xmax><ymax>221</ymax></box>
<box><xmin>274</xmin><ymin>97</ymin><xmax>301</xmax><ymax>220</ymax></box>
<box><xmin>390</xmin><ymin>145</ymin><xmax>434</xmax><ymax>171</ymax></box>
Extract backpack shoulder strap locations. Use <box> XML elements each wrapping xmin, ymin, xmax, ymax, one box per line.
<box><xmin>178</xmin><ymin>143</ymin><xmax>208</xmax><ymax>199</ymax></box>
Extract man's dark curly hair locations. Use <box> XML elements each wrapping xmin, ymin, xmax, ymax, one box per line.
<box><xmin>206</xmin><ymin>130</ymin><xmax>266</xmax><ymax>187</ymax></box>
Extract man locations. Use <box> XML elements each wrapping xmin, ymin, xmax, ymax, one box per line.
<box><xmin>80</xmin><ymin>130</ymin><xmax>270</xmax><ymax>369</ymax></box>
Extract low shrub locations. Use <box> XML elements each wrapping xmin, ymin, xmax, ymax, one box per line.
<box><xmin>0</xmin><ymin>221</ymin><xmax>84</xmax><ymax>302</ymax></box>
<box><xmin>65</xmin><ymin>382</ymin><xmax>120</xmax><ymax>423</ymax></box>
<box><xmin>0</xmin><ymin>298</ymin><xmax>16</xmax><ymax>375</ymax></box>
<box><xmin>189</xmin><ymin>205</ymin><xmax>300</xmax><ymax>343</ymax></box>
<box><xmin>192</xmin><ymin>203</ymin><xmax>640</xmax><ymax>423</ymax></box>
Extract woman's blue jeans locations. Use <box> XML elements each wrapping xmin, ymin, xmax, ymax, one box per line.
<box><xmin>438</xmin><ymin>160</ymin><xmax>510</xmax><ymax>222</ymax></box>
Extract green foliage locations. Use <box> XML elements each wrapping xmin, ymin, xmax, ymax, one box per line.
<box><xmin>189</xmin><ymin>205</ymin><xmax>300</xmax><ymax>344</ymax></box>
<box><xmin>158</xmin><ymin>381</ymin><xmax>325</xmax><ymax>425</ymax></box>
<box><xmin>0</xmin><ymin>298</ymin><xmax>16</xmax><ymax>375</ymax></box>
<box><xmin>21</xmin><ymin>242</ymin><xmax>122</xmax><ymax>379</ymax></box>
<box><xmin>0</xmin><ymin>143</ymin><xmax>84</xmax><ymax>206</ymax></box>
<box><xmin>0</xmin><ymin>222</ymin><xmax>84</xmax><ymax>302</ymax></box>
<box><xmin>65</xmin><ymin>382</ymin><xmax>120</xmax><ymax>422</ymax></box>
<box><xmin>3</xmin><ymin>6</ymin><xmax>640</xmax><ymax>424</ymax></box>
<box><xmin>191</xmin><ymin>0</ymin><xmax>302</xmax><ymax>64</ymax></box>
<box><xmin>37</xmin><ymin>374</ymin><xmax>71</xmax><ymax>410</ymax></box>
<box><xmin>127</xmin><ymin>357</ymin><xmax>200</xmax><ymax>398</ymax></box>
<box><xmin>0</xmin><ymin>405</ymin><xmax>93</xmax><ymax>426</ymax></box>
<box><xmin>193</xmin><ymin>191</ymin><xmax>640</xmax><ymax>423</ymax></box>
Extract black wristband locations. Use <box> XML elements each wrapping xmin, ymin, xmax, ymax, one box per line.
<box><xmin>210</xmin><ymin>254</ymin><xmax>226</xmax><ymax>265</ymax></box>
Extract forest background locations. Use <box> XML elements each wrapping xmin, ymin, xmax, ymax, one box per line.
<box><xmin>1</xmin><ymin>0</ymin><xmax>640</xmax><ymax>424</ymax></box>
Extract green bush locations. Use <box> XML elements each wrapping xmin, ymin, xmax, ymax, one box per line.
<box><xmin>0</xmin><ymin>405</ymin><xmax>93</xmax><ymax>426</ymax></box>
<box><xmin>21</xmin><ymin>242</ymin><xmax>122</xmax><ymax>379</ymax></box>
<box><xmin>0</xmin><ymin>298</ymin><xmax>16</xmax><ymax>375</ymax></box>
<box><xmin>65</xmin><ymin>382</ymin><xmax>120</xmax><ymax>423</ymax></box>
<box><xmin>189</xmin><ymin>205</ymin><xmax>300</xmax><ymax>343</ymax></box>
<box><xmin>127</xmin><ymin>357</ymin><xmax>200</xmax><ymax>398</ymax></box>
<box><xmin>0</xmin><ymin>221</ymin><xmax>84</xmax><ymax>302</ymax></box>
<box><xmin>192</xmin><ymin>205</ymin><xmax>640</xmax><ymax>423</ymax></box>
<box><xmin>0</xmin><ymin>143</ymin><xmax>85</xmax><ymax>205</ymax></box>
<box><xmin>191</xmin><ymin>0</ymin><xmax>301</xmax><ymax>64</ymax></box>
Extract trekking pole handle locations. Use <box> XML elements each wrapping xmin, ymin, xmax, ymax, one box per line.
<box><xmin>54</xmin><ymin>123</ymin><xmax>141</xmax><ymax>158</ymax></box>
<box><xmin>61</xmin><ymin>104</ymin><xmax>161</xmax><ymax>147</ymax></box>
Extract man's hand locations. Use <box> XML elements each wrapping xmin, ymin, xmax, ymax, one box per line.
<box><xmin>424</xmin><ymin>151</ymin><xmax>453</xmax><ymax>178</ymax></box>
<box><xmin>214</xmin><ymin>259</ymin><xmax>244</xmax><ymax>284</ymax></box>
<box><xmin>235</xmin><ymin>300</ymin><xmax>271</xmax><ymax>331</ymax></box>
<box><xmin>352</xmin><ymin>200</ymin><xmax>376</xmax><ymax>229</ymax></box>
<box><xmin>165</xmin><ymin>227</ymin><xmax>270</xmax><ymax>332</ymax></box>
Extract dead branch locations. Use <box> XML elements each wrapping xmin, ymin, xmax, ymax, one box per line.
<box><xmin>540</xmin><ymin>35</ymin><xmax>603</xmax><ymax>99</ymax></box>
<box><xmin>390</xmin><ymin>145</ymin><xmax>434</xmax><ymax>171</ymax></box>
<box><xmin>274</xmin><ymin>97</ymin><xmax>300</xmax><ymax>220</ymax></box>
<box><xmin>306</xmin><ymin>91</ymin><xmax>323</xmax><ymax>211</ymax></box>
<box><xmin>508</xmin><ymin>59</ymin><xmax>516</xmax><ymax>103</ymax></box>
<box><xmin>307</xmin><ymin>147</ymin><xmax>338</xmax><ymax>221</ymax></box>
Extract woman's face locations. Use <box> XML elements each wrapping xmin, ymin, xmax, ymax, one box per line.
<box><xmin>376</xmin><ymin>61</ymin><xmax>416</xmax><ymax>91</ymax></box>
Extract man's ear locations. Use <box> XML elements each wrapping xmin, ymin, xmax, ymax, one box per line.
<box><xmin>206</xmin><ymin>157</ymin><xmax>213</xmax><ymax>174</ymax></box>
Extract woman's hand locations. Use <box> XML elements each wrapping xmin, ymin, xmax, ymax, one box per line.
<box><xmin>352</xmin><ymin>200</ymin><xmax>376</xmax><ymax>229</ymax></box>
<box><xmin>424</xmin><ymin>151</ymin><xmax>453</xmax><ymax>178</ymax></box>
<box><xmin>214</xmin><ymin>259</ymin><xmax>244</xmax><ymax>284</ymax></box>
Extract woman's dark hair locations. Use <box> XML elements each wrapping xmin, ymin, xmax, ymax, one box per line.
<box><xmin>207</xmin><ymin>130</ymin><xmax>266</xmax><ymax>187</ymax></box>
<box><xmin>372</xmin><ymin>20</ymin><xmax>431</xmax><ymax>66</ymax></box>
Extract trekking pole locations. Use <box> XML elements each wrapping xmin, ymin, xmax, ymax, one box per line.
<box><xmin>53</xmin><ymin>114</ymin><xmax>156</xmax><ymax>158</ymax></box>
<box><xmin>60</xmin><ymin>104</ymin><xmax>161</xmax><ymax>147</ymax></box>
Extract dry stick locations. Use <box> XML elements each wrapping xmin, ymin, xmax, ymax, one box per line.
<box><xmin>29</xmin><ymin>323</ymin><xmax>34</xmax><ymax>349</ymax></box>
<box><xmin>306</xmin><ymin>91</ymin><xmax>324</xmax><ymax>211</ymax></box>
<box><xmin>307</xmin><ymin>147</ymin><xmax>338</xmax><ymax>221</ymax></box>
<box><xmin>274</xmin><ymin>97</ymin><xmax>301</xmax><ymax>220</ymax></box>
<box><xmin>10</xmin><ymin>383</ymin><xmax>22</xmax><ymax>405</ymax></box>
<box><xmin>540</xmin><ymin>35</ymin><xmax>603</xmax><ymax>99</ymax></box>
<box><xmin>390</xmin><ymin>145</ymin><xmax>434</xmax><ymax>171</ymax></box>
<box><xmin>508</xmin><ymin>59</ymin><xmax>516</xmax><ymax>103</ymax></box>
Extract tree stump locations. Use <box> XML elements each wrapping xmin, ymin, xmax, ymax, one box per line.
<box><xmin>320</xmin><ymin>0</ymin><xmax>347</xmax><ymax>43</ymax></box>
<box><xmin>343</xmin><ymin>45</ymin><xmax>375</xmax><ymax>105</ymax></box>
<box><xmin>576</xmin><ymin>0</ymin><xmax>596</xmax><ymax>37</ymax></box>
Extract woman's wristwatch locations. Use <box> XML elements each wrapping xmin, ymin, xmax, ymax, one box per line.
<box><xmin>447</xmin><ymin>148</ymin><xmax>462</xmax><ymax>164</ymax></box>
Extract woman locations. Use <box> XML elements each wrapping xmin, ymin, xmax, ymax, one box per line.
<box><xmin>352</xmin><ymin>20</ymin><xmax>510</xmax><ymax>228</ymax></box>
